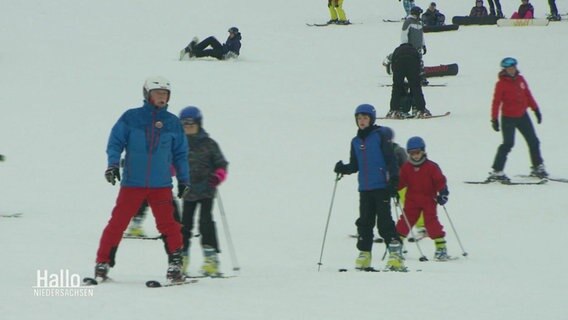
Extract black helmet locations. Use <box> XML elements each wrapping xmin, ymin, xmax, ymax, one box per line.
<box><xmin>410</xmin><ymin>6</ymin><xmax>423</xmax><ymax>16</ymax></box>
<box><xmin>228</xmin><ymin>27</ymin><xmax>239</xmax><ymax>34</ymax></box>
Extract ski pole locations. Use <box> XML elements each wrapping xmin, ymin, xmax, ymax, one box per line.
<box><xmin>395</xmin><ymin>201</ymin><xmax>428</xmax><ymax>262</ymax></box>
<box><xmin>441</xmin><ymin>205</ymin><xmax>468</xmax><ymax>257</ymax></box>
<box><xmin>317</xmin><ymin>173</ymin><xmax>342</xmax><ymax>272</ymax></box>
<box><xmin>216</xmin><ymin>190</ymin><xmax>241</xmax><ymax>273</ymax></box>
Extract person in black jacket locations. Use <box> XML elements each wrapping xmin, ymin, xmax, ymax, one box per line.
<box><xmin>470</xmin><ymin>0</ymin><xmax>489</xmax><ymax>17</ymax></box>
<box><xmin>178</xmin><ymin>106</ymin><xmax>229</xmax><ymax>277</ymax></box>
<box><xmin>180</xmin><ymin>27</ymin><xmax>242</xmax><ymax>60</ymax></box>
<box><xmin>387</xmin><ymin>43</ymin><xmax>431</xmax><ymax>119</ymax></box>
<box><xmin>421</xmin><ymin>2</ymin><xmax>445</xmax><ymax>26</ymax></box>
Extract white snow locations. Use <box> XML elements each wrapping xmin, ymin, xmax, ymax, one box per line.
<box><xmin>1</xmin><ymin>0</ymin><xmax>567</xmax><ymax>319</ymax></box>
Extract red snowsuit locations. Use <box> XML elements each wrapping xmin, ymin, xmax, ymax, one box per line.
<box><xmin>396</xmin><ymin>158</ymin><xmax>447</xmax><ymax>239</ymax></box>
<box><xmin>491</xmin><ymin>71</ymin><xmax>538</xmax><ymax>120</ymax></box>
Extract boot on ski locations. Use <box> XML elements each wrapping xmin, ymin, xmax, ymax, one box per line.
<box><xmin>201</xmin><ymin>246</ymin><xmax>220</xmax><ymax>277</ymax></box>
<box><xmin>385</xmin><ymin>240</ymin><xmax>407</xmax><ymax>271</ymax></box>
<box><xmin>355</xmin><ymin>251</ymin><xmax>372</xmax><ymax>270</ymax></box>
<box><xmin>167</xmin><ymin>249</ymin><xmax>185</xmax><ymax>283</ymax></box>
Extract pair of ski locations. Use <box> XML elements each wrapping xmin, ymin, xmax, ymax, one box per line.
<box><xmin>0</xmin><ymin>212</ymin><xmax>23</xmax><ymax>218</ymax></box>
<box><xmin>147</xmin><ymin>273</ymin><xmax>234</xmax><ymax>288</ymax></box>
<box><xmin>377</xmin><ymin>111</ymin><xmax>451</xmax><ymax>120</ymax></box>
<box><xmin>81</xmin><ymin>276</ymin><xmax>199</xmax><ymax>288</ymax></box>
<box><xmin>306</xmin><ymin>21</ymin><xmax>355</xmax><ymax>27</ymax></box>
<box><xmin>380</xmin><ymin>83</ymin><xmax>447</xmax><ymax>87</ymax></box>
<box><xmin>339</xmin><ymin>267</ymin><xmax>420</xmax><ymax>273</ymax></box>
<box><xmin>83</xmin><ymin>273</ymin><xmax>232</xmax><ymax>288</ymax></box>
<box><xmin>349</xmin><ymin>234</ymin><xmax>425</xmax><ymax>243</ymax></box>
<box><xmin>464</xmin><ymin>175</ymin><xmax>568</xmax><ymax>185</ymax></box>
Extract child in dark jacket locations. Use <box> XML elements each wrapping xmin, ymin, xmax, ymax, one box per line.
<box><xmin>178</xmin><ymin>106</ymin><xmax>229</xmax><ymax>277</ymax></box>
<box><xmin>469</xmin><ymin>0</ymin><xmax>489</xmax><ymax>17</ymax></box>
<box><xmin>395</xmin><ymin>136</ymin><xmax>451</xmax><ymax>261</ymax></box>
<box><xmin>421</xmin><ymin>2</ymin><xmax>446</xmax><ymax>26</ymax></box>
<box><xmin>180</xmin><ymin>27</ymin><xmax>242</xmax><ymax>60</ymax></box>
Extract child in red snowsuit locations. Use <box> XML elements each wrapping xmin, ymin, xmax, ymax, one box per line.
<box><xmin>395</xmin><ymin>136</ymin><xmax>450</xmax><ymax>260</ymax></box>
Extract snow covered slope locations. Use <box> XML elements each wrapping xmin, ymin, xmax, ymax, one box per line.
<box><xmin>1</xmin><ymin>0</ymin><xmax>567</xmax><ymax>319</ymax></box>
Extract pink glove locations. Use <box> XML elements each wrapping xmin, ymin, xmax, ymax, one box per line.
<box><xmin>209</xmin><ymin>168</ymin><xmax>227</xmax><ymax>187</ymax></box>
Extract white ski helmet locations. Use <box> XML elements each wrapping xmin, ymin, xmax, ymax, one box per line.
<box><xmin>143</xmin><ymin>76</ymin><xmax>171</xmax><ymax>101</ymax></box>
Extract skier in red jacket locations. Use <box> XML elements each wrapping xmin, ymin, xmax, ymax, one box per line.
<box><xmin>395</xmin><ymin>136</ymin><xmax>450</xmax><ymax>261</ymax></box>
<box><xmin>488</xmin><ymin>57</ymin><xmax>547</xmax><ymax>182</ymax></box>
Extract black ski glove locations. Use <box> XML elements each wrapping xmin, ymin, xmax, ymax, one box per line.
<box><xmin>334</xmin><ymin>161</ymin><xmax>347</xmax><ymax>174</ymax></box>
<box><xmin>177</xmin><ymin>183</ymin><xmax>190</xmax><ymax>199</ymax></box>
<box><xmin>534</xmin><ymin>109</ymin><xmax>542</xmax><ymax>124</ymax></box>
<box><xmin>422</xmin><ymin>45</ymin><xmax>427</xmax><ymax>55</ymax></box>
<box><xmin>491</xmin><ymin>119</ymin><xmax>499</xmax><ymax>132</ymax></box>
<box><xmin>388</xmin><ymin>178</ymin><xmax>400</xmax><ymax>200</ymax></box>
<box><xmin>436</xmin><ymin>187</ymin><xmax>449</xmax><ymax>205</ymax></box>
<box><xmin>105</xmin><ymin>166</ymin><xmax>120</xmax><ymax>185</ymax></box>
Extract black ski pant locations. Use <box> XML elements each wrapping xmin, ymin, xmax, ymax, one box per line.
<box><xmin>549</xmin><ymin>0</ymin><xmax>558</xmax><ymax>15</ymax></box>
<box><xmin>356</xmin><ymin>189</ymin><xmax>400</xmax><ymax>252</ymax></box>
<box><xmin>193</xmin><ymin>36</ymin><xmax>225</xmax><ymax>60</ymax></box>
<box><xmin>492</xmin><ymin>113</ymin><xmax>543</xmax><ymax>172</ymax></box>
<box><xmin>390</xmin><ymin>57</ymin><xmax>426</xmax><ymax>112</ymax></box>
<box><xmin>488</xmin><ymin>0</ymin><xmax>503</xmax><ymax>15</ymax></box>
<box><xmin>181</xmin><ymin>198</ymin><xmax>220</xmax><ymax>253</ymax></box>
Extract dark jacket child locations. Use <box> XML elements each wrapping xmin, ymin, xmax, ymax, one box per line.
<box><xmin>469</xmin><ymin>0</ymin><xmax>489</xmax><ymax>17</ymax></box>
<box><xmin>421</xmin><ymin>2</ymin><xmax>446</xmax><ymax>26</ymax></box>
<box><xmin>178</xmin><ymin>106</ymin><xmax>228</xmax><ymax>277</ymax></box>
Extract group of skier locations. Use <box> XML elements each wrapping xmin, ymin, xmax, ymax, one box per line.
<box><xmin>95</xmin><ymin>76</ymin><xmax>228</xmax><ymax>283</ymax></box>
<box><xmin>334</xmin><ymin>104</ymin><xmax>451</xmax><ymax>271</ymax></box>
<box><xmin>333</xmin><ymin>54</ymin><xmax>548</xmax><ymax>271</ymax></box>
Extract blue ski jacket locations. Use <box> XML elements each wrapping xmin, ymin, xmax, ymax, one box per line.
<box><xmin>343</xmin><ymin>126</ymin><xmax>398</xmax><ymax>192</ymax></box>
<box><xmin>106</xmin><ymin>101</ymin><xmax>189</xmax><ymax>188</ymax></box>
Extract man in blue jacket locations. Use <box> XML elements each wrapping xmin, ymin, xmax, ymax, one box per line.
<box><xmin>95</xmin><ymin>76</ymin><xmax>190</xmax><ymax>283</ymax></box>
<box><xmin>334</xmin><ymin>104</ymin><xmax>406</xmax><ymax>271</ymax></box>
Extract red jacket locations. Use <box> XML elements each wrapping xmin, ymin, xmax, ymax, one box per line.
<box><xmin>491</xmin><ymin>71</ymin><xmax>538</xmax><ymax>120</ymax></box>
<box><xmin>398</xmin><ymin>159</ymin><xmax>446</xmax><ymax>203</ymax></box>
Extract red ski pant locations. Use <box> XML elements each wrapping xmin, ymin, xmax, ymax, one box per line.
<box><xmin>96</xmin><ymin>187</ymin><xmax>182</xmax><ymax>266</ymax></box>
<box><xmin>395</xmin><ymin>198</ymin><xmax>445</xmax><ymax>240</ymax></box>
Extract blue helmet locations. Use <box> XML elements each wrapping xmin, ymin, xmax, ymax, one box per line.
<box><xmin>179</xmin><ymin>106</ymin><xmax>202</xmax><ymax>125</ymax></box>
<box><xmin>354</xmin><ymin>104</ymin><xmax>376</xmax><ymax>125</ymax></box>
<box><xmin>407</xmin><ymin>136</ymin><xmax>426</xmax><ymax>151</ymax></box>
<box><xmin>500</xmin><ymin>57</ymin><xmax>518</xmax><ymax>68</ymax></box>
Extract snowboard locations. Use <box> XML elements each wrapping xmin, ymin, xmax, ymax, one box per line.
<box><xmin>423</xmin><ymin>24</ymin><xmax>459</xmax><ymax>33</ymax></box>
<box><xmin>497</xmin><ymin>19</ymin><xmax>550</xmax><ymax>27</ymax></box>
<box><xmin>452</xmin><ymin>16</ymin><xmax>499</xmax><ymax>25</ymax></box>
<box><xmin>424</xmin><ymin>64</ymin><xmax>459</xmax><ymax>78</ymax></box>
